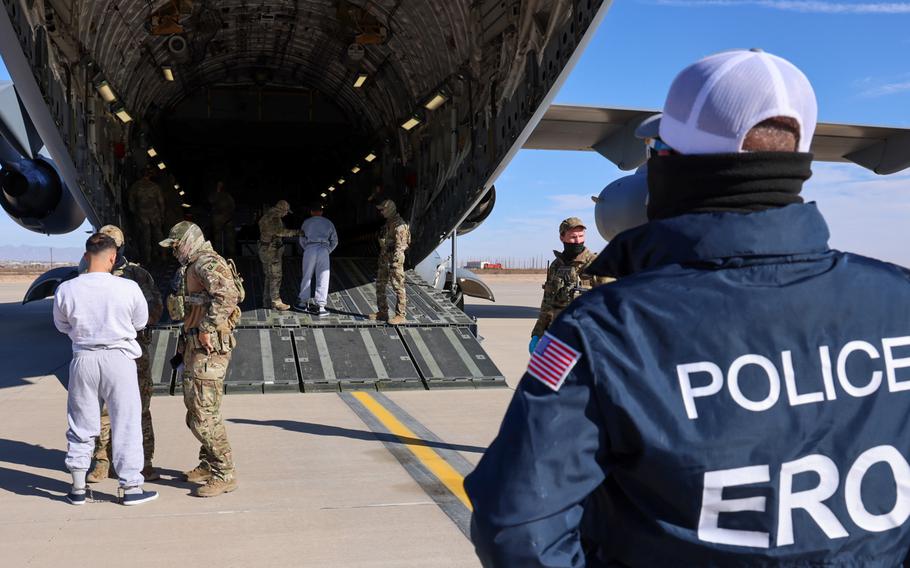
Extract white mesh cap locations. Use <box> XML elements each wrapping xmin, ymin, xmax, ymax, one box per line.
<box><xmin>658</xmin><ymin>49</ymin><xmax>817</xmax><ymax>155</ymax></box>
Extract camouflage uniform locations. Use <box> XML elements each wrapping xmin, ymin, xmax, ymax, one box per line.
<box><xmin>209</xmin><ymin>190</ymin><xmax>236</xmax><ymax>257</ymax></box>
<box><xmin>84</xmin><ymin>225</ymin><xmax>162</xmax><ymax>481</ymax></box>
<box><xmin>531</xmin><ymin>220</ymin><xmax>613</xmax><ymax>337</ymax></box>
<box><xmin>128</xmin><ymin>177</ymin><xmax>166</xmax><ymax>265</ymax></box>
<box><xmin>374</xmin><ymin>200</ymin><xmax>410</xmax><ymax>322</ymax></box>
<box><xmin>258</xmin><ymin>201</ymin><xmax>298</xmax><ymax>309</ymax></box>
<box><xmin>93</xmin><ymin>262</ymin><xmax>162</xmax><ymax>472</ymax></box>
<box><xmin>161</xmin><ymin>222</ymin><xmax>242</xmax><ymax>496</ymax></box>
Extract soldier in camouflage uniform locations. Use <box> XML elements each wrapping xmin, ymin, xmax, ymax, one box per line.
<box><xmin>128</xmin><ymin>168</ymin><xmax>166</xmax><ymax>265</ymax></box>
<box><xmin>369</xmin><ymin>199</ymin><xmax>410</xmax><ymax>325</ymax></box>
<box><xmin>258</xmin><ymin>200</ymin><xmax>299</xmax><ymax>310</ymax></box>
<box><xmin>209</xmin><ymin>181</ymin><xmax>236</xmax><ymax>258</ymax></box>
<box><xmin>530</xmin><ymin>217</ymin><xmax>612</xmax><ymax>352</ymax></box>
<box><xmin>160</xmin><ymin>221</ymin><xmax>242</xmax><ymax>498</ymax></box>
<box><xmin>85</xmin><ymin>225</ymin><xmax>163</xmax><ymax>483</ymax></box>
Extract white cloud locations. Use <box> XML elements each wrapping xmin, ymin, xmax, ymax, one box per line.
<box><xmin>859</xmin><ymin>80</ymin><xmax>910</xmax><ymax>98</ymax></box>
<box><xmin>651</xmin><ymin>0</ymin><xmax>910</xmax><ymax>14</ymax></box>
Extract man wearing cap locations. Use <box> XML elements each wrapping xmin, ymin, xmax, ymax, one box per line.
<box><xmin>258</xmin><ymin>200</ymin><xmax>299</xmax><ymax>311</ymax></box>
<box><xmin>529</xmin><ymin>217</ymin><xmax>611</xmax><ymax>354</ymax></box>
<box><xmin>160</xmin><ymin>221</ymin><xmax>242</xmax><ymax>497</ymax></box>
<box><xmin>296</xmin><ymin>202</ymin><xmax>338</xmax><ymax>317</ymax></box>
<box><xmin>467</xmin><ymin>49</ymin><xmax>910</xmax><ymax>566</ymax></box>
<box><xmin>128</xmin><ymin>168</ymin><xmax>166</xmax><ymax>265</ymax></box>
<box><xmin>82</xmin><ymin>225</ymin><xmax>163</xmax><ymax>484</ymax></box>
<box><xmin>369</xmin><ymin>199</ymin><xmax>410</xmax><ymax>325</ymax></box>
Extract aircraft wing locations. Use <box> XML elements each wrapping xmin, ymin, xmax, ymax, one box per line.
<box><xmin>525</xmin><ymin>104</ymin><xmax>910</xmax><ymax>175</ymax></box>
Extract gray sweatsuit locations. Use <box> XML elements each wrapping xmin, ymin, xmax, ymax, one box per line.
<box><xmin>53</xmin><ymin>272</ymin><xmax>148</xmax><ymax>488</ymax></box>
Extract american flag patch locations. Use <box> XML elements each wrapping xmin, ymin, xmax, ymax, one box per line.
<box><xmin>527</xmin><ymin>332</ymin><xmax>581</xmax><ymax>391</ymax></box>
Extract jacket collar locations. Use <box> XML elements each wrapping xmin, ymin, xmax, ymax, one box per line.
<box><xmin>589</xmin><ymin>203</ymin><xmax>831</xmax><ymax>278</ymax></box>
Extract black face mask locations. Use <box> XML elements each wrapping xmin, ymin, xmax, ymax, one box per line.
<box><xmin>563</xmin><ymin>242</ymin><xmax>585</xmax><ymax>260</ymax></box>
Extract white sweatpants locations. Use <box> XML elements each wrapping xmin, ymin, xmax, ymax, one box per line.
<box><xmin>299</xmin><ymin>246</ymin><xmax>331</xmax><ymax>307</ymax></box>
<box><xmin>65</xmin><ymin>349</ymin><xmax>144</xmax><ymax>488</ymax></box>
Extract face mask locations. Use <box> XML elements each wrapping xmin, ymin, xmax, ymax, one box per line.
<box><xmin>563</xmin><ymin>242</ymin><xmax>585</xmax><ymax>259</ymax></box>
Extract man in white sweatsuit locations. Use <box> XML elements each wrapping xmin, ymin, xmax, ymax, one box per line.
<box><xmin>296</xmin><ymin>202</ymin><xmax>338</xmax><ymax>317</ymax></box>
<box><xmin>53</xmin><ymin>233</ymin><xmax>158</xmax><ymax>506</ymax></box>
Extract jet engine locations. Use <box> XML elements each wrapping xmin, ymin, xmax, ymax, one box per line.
<box><xmin>457</xmin><ymin>186</ymin><xmax>496</xmax><ymax>235</ymax></box>
<box><xmin>593</xmin><ymin>166</ymin><xmax>649</xmax><ymax>241</ymax></box>
<box><xmin>0</xmin><ymin>81</ymin><xmax>85</xmax><ymax>234</ymax></box>
<box><xmin>0</xmin><ymin>153</ymin><xmax>85</xmax><ymax>234</ymax></box>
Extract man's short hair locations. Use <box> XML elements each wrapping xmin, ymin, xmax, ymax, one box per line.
<box><xmin>85</xmin><ymin>233</ymin><xmax>117</xmax><ymax>256</ymax></box>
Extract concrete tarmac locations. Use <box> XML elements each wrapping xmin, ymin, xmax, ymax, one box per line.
<box><xmin>0</xmin><ymin>274</ymin><xmax>544</xmax><ymax>567</ymax></box>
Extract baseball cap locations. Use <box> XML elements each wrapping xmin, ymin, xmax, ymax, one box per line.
<box><xmin>98</xmin><ymin>224</ymin><xmax>125</xmax><ymax>248</ymax></box>
<box><xmin>649</xmin><ymin>49</ymin><xmax>817</xmax><ymax>155</ymax></box>
<box><xmin>275</xmin><ymin>200</ymin><xmax>292</xmax><ymax>214</ymax></box>
<box><xmin>559</xmin><ymin>217</ymin><xmax>586</xmax><ymax>235</ymax></box>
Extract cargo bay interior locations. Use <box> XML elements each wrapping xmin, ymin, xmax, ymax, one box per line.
<box><xmin>3</xmin><ymin>0</ymin><xmax>608</xmax><ymax>391</ymax></box>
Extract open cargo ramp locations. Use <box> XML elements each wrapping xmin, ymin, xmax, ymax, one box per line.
<box><xmin>148</xmin><ymin>258</ymin><xmax>506</xmax><ymax>394</ymax></box>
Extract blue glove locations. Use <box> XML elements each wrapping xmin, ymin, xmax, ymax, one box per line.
<box><xmin>529</xmin><ymin>335</ymin><xmax>540</xmax><ymax>354</ymax></box>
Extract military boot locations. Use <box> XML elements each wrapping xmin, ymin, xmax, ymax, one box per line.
<box><xmin>183</xmin><ymin>465</ymin><xmax>213</xmax><ymax>483</ymax></box>
<box><xmin>142</xmin><ymin>465</ymin><xmax>160</xmax><ymax>482</ymax></box>
<box><xmin>87</xmin><ymin>460</ymin><xmax>114</xmax><ymax>483</ymax></box>
<box><xmin>388</xmin><ymin>313</ymin><xmax>407</xmax><ymax>325</ymax></box>
<box><xmin>368</xmin><ymin>310</ymin><xmax>388</xmax><ymax>321</ymax></box>
<box><xmin>272</xmin><ymin>300</ymin><xmax>291</xmax><ymax>311</ymax></box>
<box><xmin>194</xmin><ymin>477</ymin><xmax>238</xmax><ymax>498</ymax></box>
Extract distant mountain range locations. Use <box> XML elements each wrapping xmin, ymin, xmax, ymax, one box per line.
<box><xmin>0</xmin><ymin>245</ymin><xmax>83</xmax><ymax>262</ymax></box>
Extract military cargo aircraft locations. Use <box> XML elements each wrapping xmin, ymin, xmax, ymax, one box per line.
<box><xmin>2</xmin><ymin>0</ymin><xmax>909</xmax><ymax>393</ymax></box>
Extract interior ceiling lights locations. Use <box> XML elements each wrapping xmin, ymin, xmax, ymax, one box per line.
<box><xmin>353</xmin><ymin>73</ymin><xmax>368</xmax><ymax>88</ymax></box>
<box><xmin>162</xmin><ymin>66</ymin><xmax>175</xmax><ymax>82</ymax></box>
<box><xmin>96</xmin><ymin>81</ymin><xmax>117</xmax><ymax>103</ymax></box>
<box><xmin>112</xmin><ymin>105</ymin><xmax>132</xmax><ymax>123</ymax></box>
<box><xmin>365</xmin><ymin>153</ymin><xmax>376</xmax><ymax>162</ymax></box>
<box><xmin>423</xmin><ymin>91</ymin><xmax>449</xmax><ymax>111</ymax></box>
<box><xmin>400</xmin><ymin>117</ymin><xmax>421</xmax><ymax>131</ymax></box>
<box><xmin>147</xmin><ymin>147</ymin><xmax>157</xmax><ymax>157</ymax></box>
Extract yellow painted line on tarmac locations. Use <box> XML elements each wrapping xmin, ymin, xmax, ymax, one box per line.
<box><xmin>350</xmin><ymin>391</ymin><xmax>473</xmax><ymax>511</ymax></box>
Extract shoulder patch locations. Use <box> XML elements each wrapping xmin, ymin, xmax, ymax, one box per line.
<box><xmin>527</xmin><ymin>332</ymin><xmax>581</xmax><ymax>392</ymax></box>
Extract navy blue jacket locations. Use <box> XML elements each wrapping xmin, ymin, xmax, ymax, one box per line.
<box><xmin>465</xmin><ymin>204</ymin><xmax>910</xmax><ymax>567</ymax></box>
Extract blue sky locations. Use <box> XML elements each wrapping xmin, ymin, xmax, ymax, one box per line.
<box><xmin>2</xmin><ymin>0</ymin><xmax>910</xmax><ymax>265</ymax></box>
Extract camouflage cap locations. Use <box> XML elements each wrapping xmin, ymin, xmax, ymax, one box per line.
<box><xmin>559</xmin><ymin>217</ymin><xmax>586</xmax><ymax>235</ymax></box>
<box><xmin>160</xmin><ymin>221</ymin><xmax>206</xmax><ymax>265</ymax></box>
<box><xmin>159</xmin><ymin>220</ymin><xmax>197</xmax><ymax>247</ymax></box>
<box><xmin>275</xmin><ymin>199</ymin><xmax>292</xmax><ymax>214</ymax></box>
<box><xmin>376</xmin><ymin>199</ymin><xmax>397</xmax><ymax>215</ymax></box>
<box><xmin>99</xmin><ymin>224</ymin><xmax>125</xmax><ymax>248</ymax></box>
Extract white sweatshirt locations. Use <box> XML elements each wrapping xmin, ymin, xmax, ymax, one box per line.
<box><xmin>53</xmin><ymin>272</ymin><xmax>148</xmax><ymax>358</ymax></box>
